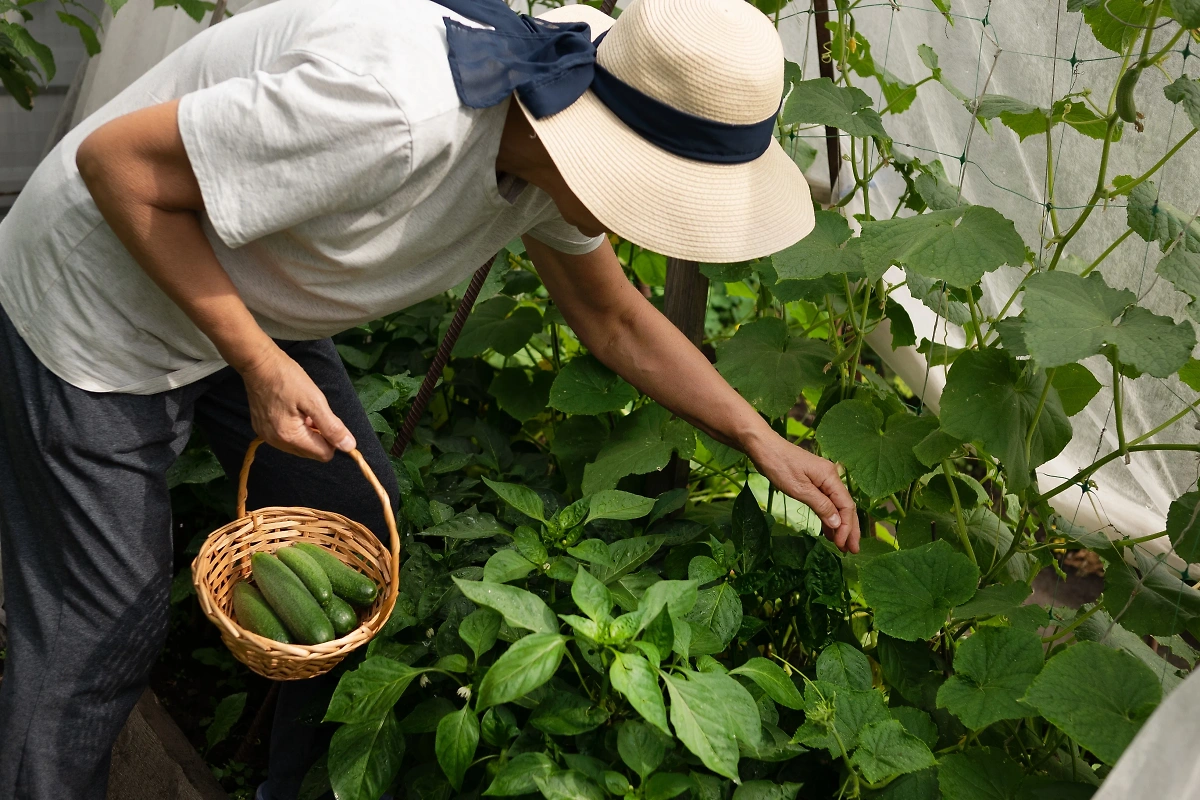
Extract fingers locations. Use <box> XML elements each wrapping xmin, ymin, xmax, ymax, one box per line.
<box><xmin>244</xmin><ymin>350</ymin><xmax>356</xmax><ymax>462</ymax></box>
<box><xmin>301</xmin><ymin>393</ymin><xmax>357</xmax><ymax>455</ymax></box>
<box><xmin>812</xmin><ymin>462</ymin><xmax>860</xmax><ymax>554</ymax></box>
<box><xmin>798</xmin><ymin>482</ymin><xmax>841</xmax><ymax>532</ymax></box>
<box><xmin>279</xmin><ymin>422</ymin><xmax>337</xmax><ymax>462</ymax></box>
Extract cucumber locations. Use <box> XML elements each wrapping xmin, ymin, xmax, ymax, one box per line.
<box><xmin>232</xmin><ymin>581</ymin><xmax>292</xmax><ymax>644</ymax></box>
<box><xmin>1116</xmin><ymin>67</ymin><xmax>1142</xmax><ymax>124</ymax></box>
<box><xmin>323</xmin><ymin>594</ymin><xmax>359</xmax><ymax>637</ymax></box>
<box><xmin>293</xmin><ymin>542</ymin><xmax>379</xmax><ymax>606</ymax></box>
<box><xmin>276</xmin><ymin>545</ymin><xmax>333</xmax><ymax>606</ymax></box>
<box><xmin>251</xmin><ymin>552</ymin><xmax>335</xmax><ymax>645</ymax></box>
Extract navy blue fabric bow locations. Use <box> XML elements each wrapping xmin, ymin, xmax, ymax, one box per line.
<box><xmin>430</xmin><ymin>0</ymin><xmax>777</xmax><ymax>164</ymax></box>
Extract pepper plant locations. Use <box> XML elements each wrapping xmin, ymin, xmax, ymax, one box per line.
<box><xmin>160</xmin><ymin>1</ymin><xmax>1200</xmax><ymax>798</ymax></box>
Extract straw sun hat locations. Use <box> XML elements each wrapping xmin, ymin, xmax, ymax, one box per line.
<box><xmin>525</xmin><ymin>0</ymin><xmax>814</xmax><ymax>263</ymax></box>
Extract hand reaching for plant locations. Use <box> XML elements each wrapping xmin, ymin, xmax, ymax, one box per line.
<box><xmin>748</xmin><ymin>435</ymin><xmax>860</xmax><ymax>553</ymax></box>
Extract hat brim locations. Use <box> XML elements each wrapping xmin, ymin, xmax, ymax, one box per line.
<box><xmin>526</xmin><ymin>5</ymin><xmax>815</xmax><ymax>263</ymax></box>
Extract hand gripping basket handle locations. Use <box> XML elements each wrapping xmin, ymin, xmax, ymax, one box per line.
<box><xmin>236</xmin><ymin>438</ymin><xmax>402</xmax><ymax>611</ymax></box>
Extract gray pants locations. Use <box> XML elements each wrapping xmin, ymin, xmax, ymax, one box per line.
<box><xmin>0</xmin><ymin>305</ymin><xmax>398</xmax><ymax>800</ymax></box>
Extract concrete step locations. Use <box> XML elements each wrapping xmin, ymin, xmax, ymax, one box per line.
<box><xmin>108</xmin><ymin>690</ymin><xmax>229</xmax><ymax>800</ymax></box>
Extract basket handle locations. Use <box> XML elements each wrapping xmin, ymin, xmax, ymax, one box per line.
<box><xmin>236</xmin><ymin>438</ymin><xmax>401</xmax><ymax>611</ymax></box>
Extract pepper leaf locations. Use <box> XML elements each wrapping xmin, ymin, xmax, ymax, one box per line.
<box><xmin>476</xmin><ymin>633</ymin><xmax>567</xmax><ymax>709</ymax></box>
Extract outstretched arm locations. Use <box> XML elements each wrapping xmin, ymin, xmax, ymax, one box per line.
<box><xmin>526</xmin><ymin>235</ymin><xmax>860</xmax><ymax>553</ymax></box>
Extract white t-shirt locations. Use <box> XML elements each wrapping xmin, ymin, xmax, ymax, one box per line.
<box><xmin>0</xmin><ymin>0</ymin><xmax>603</xmax><ymax>394</ymax></box>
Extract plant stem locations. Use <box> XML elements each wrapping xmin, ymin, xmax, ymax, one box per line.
<box><xmin>563</xmin><ymin>646</ymin><xmax>596</xmax><ymax>701</ymax></box>
<box><xmin>1147</xmin><ymin>26</ymin><xmax>1186</xmax><ymax>66</ymax></box>
<box><xmin>982</xmin><ymin>278</ymin><xmax>1027</xmax><ymax>346</ymax></box>
<box><xmin>1038</xmin><ymin>443</ymin><xmax>1200</xmax><ymax>502</ymax></box>
<box><xmin>984</xmin><ymin>508</ymin><xmax>1031</xmax><ymax>583</ymax></box>
<box><xmin>942</xmin><ymin>460</ymin><xmax>977</xmax><ymax>566</ymax></box>
<box><xmin>1112</xmin><ymin>358</ymin><xmax>1128</xmax><ymax>460</ymax></box>
<box><xmin>1129</xmin><ymin>397</ymin><xmax>1200</xmax><ymax>445</ymax></box>
<box><xmin>1044</xmin><ymin>127</ymin><xmax>1062</xmax><ymax>238</ymax></box>
<box><xmin>1104</xmin><ymin>129</ymin><xmax>1198</xmax><ymax>199</ymax></box>
<box><xmin>845</xmin><ymin>281</ymin><xmax>872</xmax><ymax>392</ymax></box>
<box><xmin>1046</xmin><ymin>116</ymin><xmax>1118</xmax><ymax>271</ymax></box>
<box><xmin>967</xmin><ymin>294</ymin><xmax>986</xmax><ymax>345</ymax></box>
<box><xmin>889</xmin><ymin>493</ymin><xmax>907</xmax><ymax>519</ymax></box>
<box><xmin>1113</xmin><ymin>529</ymin><xmax>1170</xmax><ymax>548</ymax></box>
<box><xmin>1042</xmin><ymin>602</ymin><xmax>1102</xmax><ymax>643</ymax></box>
<box><xmin>1024</xmin><ymin>368</ymin><xmax>1055</xmax><ymax>466</ymax></box>
<box><xmin>1080</xmin><ymin>228</ymin><xmax>1133</xmax><ymax>276</ymax></box>
<box><xmin>841</xmin><ymin>276</ymin><xmax>859</xmax><ymax>335</ymax></box>
<box><xmin>1137</xmin><ymin>0</ymin><xmax>1165</xmax><ymax>67</ymax></box>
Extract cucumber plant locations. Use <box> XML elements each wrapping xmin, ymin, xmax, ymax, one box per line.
<box><xmin>161</xmin><ymin>1</ymin><xmax>1200</xmax><ymax>798</ymax></box>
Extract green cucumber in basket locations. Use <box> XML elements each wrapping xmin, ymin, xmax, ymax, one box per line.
<box><xmin>323</xmin><ymin>594</ymin><xmax>359</xmax><ymax>637</ymax></box>
<box><xmin>276</xmin><ymin>544</ymin><xmax>333</xmax><ymax>606</ymax></box>
<box><xmin>232</xmin><ymin>581</ymin><xmax>292</xmax><ymax>644</ymax></box>
<box><xmin>293</xmin><ymin>542</ymin><xmax>379</xmax><ymax>606</ymax></box>
<box><xmin>251</xmin><ymin>552</ymin><xmax>335</xmax><ymax>645</ymax></box>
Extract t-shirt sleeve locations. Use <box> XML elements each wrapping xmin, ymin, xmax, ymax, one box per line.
<box><xmin>524</xmin><ymin>209</ymin><xmax>607</xmax><ymax>256</ymax></box>
<box><xmin>177</xmin><ymin>51</ymin><xmax>412</xmax><ymax>249</ymax></box>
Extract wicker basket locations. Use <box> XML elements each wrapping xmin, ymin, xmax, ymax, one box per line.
<box><xmin>192</xmin><ymin>439</ymin><xmax>400</xmax><ymax>680</ymax></box>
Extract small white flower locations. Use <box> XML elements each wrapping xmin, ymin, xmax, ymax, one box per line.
<box><xmin>425</xmin><ymin>628</ymin><xmax>436</xmax><ymax>639</ymax></box>
<box><xmin>419</xmin><ymin>674</ymin><xmax>431</xmax><ymax>688</ymax></box>
<box><xmin>457</xmin><ymin>686</ymin><xmax>473</xmax><ymax>701</ymax></box>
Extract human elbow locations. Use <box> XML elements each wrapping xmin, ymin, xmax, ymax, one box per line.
<box><xmin>75</xmin><ymin>129</ymin><xmax>112</xmax><ymax>196</ymax></box>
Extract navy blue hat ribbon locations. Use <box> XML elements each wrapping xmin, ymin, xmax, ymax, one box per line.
<box><xmin>430</xmin><ymin>0</ymin><xmax>777</xmax><ymax>164</ymax></box>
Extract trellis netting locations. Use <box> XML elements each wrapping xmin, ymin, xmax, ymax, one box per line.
<box><xmin>778</xmin><ymin>0</ymin><xmax>1199</xmax><ymax>559</ymax></box>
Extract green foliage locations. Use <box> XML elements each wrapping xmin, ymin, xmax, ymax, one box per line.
<box><xmin>815</xmin><ymin>400</ymin><xmax>938</xmax><ymax>499</ymax></box>
<box><xmin>1022</xmin><ymin>272</ymin><xmax>1195</xmax><ymax>377</ymax></box>
<box><xmin>936</xmin><ymin>627</ymin><xmax>1043</xmax><ymax>729</ymax></box>
<box><xmin>781</xmin><ymin>78</ymin><xmax>888</xmax><ymax>138</ymax></box>
<box><xmin>940</xmin><ymin>348</ymin><xmax>1072</xmax><ymax>491</ymax></box>
<box><xmin>716</xmin><ymin>318</ymin><xmax>833</xmax><ymax>418</ymax></box>
<box><xmin>181</xmin><ymin>3</ymin><xmax>1200</xmax><ymax>796</ymax></box>
<box><xmin>860</xmin><ymin>540</ymin><xmax>979</xmax><ymax>640</ymax></box>
<box><xmin>1024</xmin><ymin>642</ymin><xmax>1161</xmax><ymax>765</ymax></box>
<box><xmin>859</xmin><ymin>206</ymin><xmax>1026</xmax><ymax>286</ymax></box>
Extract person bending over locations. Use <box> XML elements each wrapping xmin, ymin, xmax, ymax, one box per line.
<box><xmin>0</xmin><ymin>0</ymin><xmax>859</xmax><ymax>796</ymax></box>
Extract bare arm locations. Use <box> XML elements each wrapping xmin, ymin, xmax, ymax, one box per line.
<box><xmin>75</xmin><ymin>100</ymin><xmax>355</xmax><ymax>460</ymax></box>
<box><xmin>527</xmin><ymin>236</ymin><xmax>860</xmax><ymax>552</ymax></box>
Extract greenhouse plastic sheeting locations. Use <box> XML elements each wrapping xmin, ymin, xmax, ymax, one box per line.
<box><xmin>780</xmin><ymin>1</ymin><xmax>1200</xmax><ymax>557</ymax></box>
